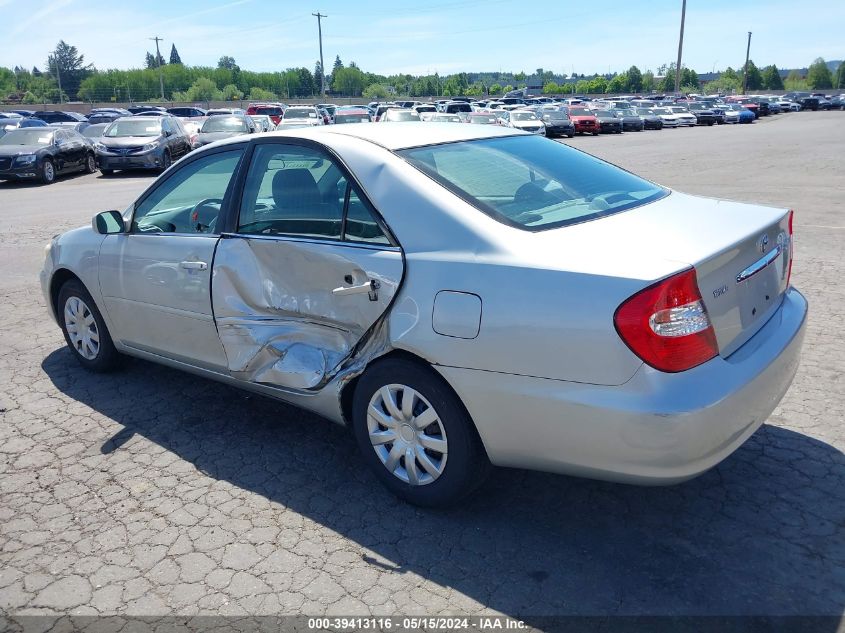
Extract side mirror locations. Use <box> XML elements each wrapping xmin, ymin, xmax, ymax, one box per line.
<box><xmin>164</xmin><ymin>130</ymin><xmax>173</xmax><ymax>137</ymax></box>
<box><xmin>93</xmin><ymin>210</ymin><xmax>126</xmax><ymax>234</ymax></box>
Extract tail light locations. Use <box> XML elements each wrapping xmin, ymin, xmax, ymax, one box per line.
<box><xmin>614</xmin><ymin>268</ymin><xmax>718</xmax><ymax>373</ymax></box>
<box><xmin>786</xmin><ymin>209</ymin><xmax>794</xmax><ymax>287</ymax></box>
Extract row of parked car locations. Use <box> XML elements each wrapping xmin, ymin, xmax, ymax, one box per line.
<box><xmin>1</xmin><ymin>90</ymin><xmax>841</xmax><ymax>185</ymax></box>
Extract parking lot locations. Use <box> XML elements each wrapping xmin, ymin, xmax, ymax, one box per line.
<box><xmin>1</xmin><ymin>112</ymin><xmax>843</xmax><ymax>625</ymax></box>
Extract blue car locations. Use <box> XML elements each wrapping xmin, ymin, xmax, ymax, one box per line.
<box><xmin>738</xmin><ymin>108</ymin><xmax>756</xmax><ymax>124</ymax></box>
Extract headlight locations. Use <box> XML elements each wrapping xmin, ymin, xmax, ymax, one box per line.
<box><xmin>13</xmin><ymin>154</ymin><xmax>37</xmax><ymax>165</ymax></box>
<box><xmin>94</xmin><ymin>142</ymin><xmax>107</xmax><ymax>152</ymax></box>
<box><xmin>44</xmin><ymin>241</ymin><xmax>53</xmax><ymax>258</ymax></box>
<box><xmin>142</xmin><ymin>142</ymin><xmax>157</xmax><ymax>152</ymax></box>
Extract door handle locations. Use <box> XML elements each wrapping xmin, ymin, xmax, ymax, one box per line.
<box><xmin>333</xmin><ymin>279</ymin><xmax>380</xmax><ymax>300</ymax></box>
<box><xmin>180</xmin><ymin>261</ymin><xmax>208</xmax><ymax>270</ymax></box>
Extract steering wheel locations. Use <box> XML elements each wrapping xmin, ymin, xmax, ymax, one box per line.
<box><xmin>190</xmin><ymin>198</ymin><xmax>223</xmax><ymax>233</ymax></box>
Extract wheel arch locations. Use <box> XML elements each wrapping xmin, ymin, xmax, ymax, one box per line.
<box><xmin>339</xmin><ymin>348</ymin><xmax>490</xmax><ymax>459</ymax></box>
<box><xmin>49</xmin><ymin>268</ymin><xmax>83</xmax><ymax>320</ymax></box>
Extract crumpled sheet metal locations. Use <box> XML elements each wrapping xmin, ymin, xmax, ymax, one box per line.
<box><xmin>212</xmin><ymin>236</ymin><xmax>400</xmax><ymax>391</ymax></box>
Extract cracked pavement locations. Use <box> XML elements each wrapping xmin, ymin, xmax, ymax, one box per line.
<box><xmin>0</xmin><ymin>112</ymin><xmax>843</xmax><ymax>626</ymax></box>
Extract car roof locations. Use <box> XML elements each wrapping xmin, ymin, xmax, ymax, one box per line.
<box><xmin>204</xmin><ymin>122</ymin><xmax>522</xmax><ymax>152</ymax></box>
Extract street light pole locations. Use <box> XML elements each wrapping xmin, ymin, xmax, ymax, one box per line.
<box><xmin>674</xmin><ymin>0</ymin><xmax>687</xmax><ymax>94</ymax></box>
<box><xmin>742</xmin><ymin>31</ymin><xmax>752</xmax><ymax>95</ymax></box>
<box><xmin>150</xmin><ymin>36</ymin><xmax>165</xmax><ymax>101</ymax></box>
<box><xmin>312</xmin><ymin>12</ymin><xmax>327</xmax><ymax>97</ymax></box>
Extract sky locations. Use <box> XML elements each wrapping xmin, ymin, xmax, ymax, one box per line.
<box><xmin>2</xmin><ymin>0</ymin><xmax>843</xmax><ymax>77</ymax></box>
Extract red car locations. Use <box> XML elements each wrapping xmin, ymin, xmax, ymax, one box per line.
<box><xmin>564</xmin><ymin>107</ymin><xmax>599</xmax><ymax>135</ymax></box>
<box><xmin>246</xmin><ymin>103</ymin><xmax>286</xmax><ymax>126</ymax></box>
<box><xmin>725</xmin><ymin>97</ymin><xmax>759</xmax><ymax>118</ymax></box>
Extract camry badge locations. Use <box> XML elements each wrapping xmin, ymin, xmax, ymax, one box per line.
<box><xmin>757</xmin><ymin>233</ymin><xmax>769</xmax><ymax>253</ymax></box>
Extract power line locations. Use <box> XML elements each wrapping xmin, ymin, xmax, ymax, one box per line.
<box><xmin>149</xmin><ymin>36</ymin><xmax>165</xmax><ymax>100</ymax></box>
<box><xmin>312</xmin><ymin>13</ymin><xmax>327</xmax><ymax>97</ymax></box>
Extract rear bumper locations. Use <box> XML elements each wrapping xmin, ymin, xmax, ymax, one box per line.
<box><xmin>437</xmin><ymin>287</ymin><xmax>807</xmax><ymax>484</ymax></box>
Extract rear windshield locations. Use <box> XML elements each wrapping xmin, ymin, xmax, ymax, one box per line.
<box><xmin>285</xmin><ymin>108</ymin><xmax>317</xmax><ymax>119</ymax></box>
<box><xmin>335</xmin><ymin>112</ymin><xmax>371</xmax><ymax>124</ymax></box>
<box><xmin>201</xmin><ymin>117</ymin><xmax>248</xmax><ymax>133</ymax></box>
<box><xmin>398</xmin><ymin>136</ymin><xmax>666</xmax><ymax>231</ymax></box>
<box><xmin>256</xmin><ymin>107</ymin><xmax>283</xmax><ymax>115</ymax></box>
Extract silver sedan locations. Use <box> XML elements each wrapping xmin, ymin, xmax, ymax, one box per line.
<box><xmin>40</xmin><ymin>124</ymin><xmax>807</xmax><ymax>507</ymax></box>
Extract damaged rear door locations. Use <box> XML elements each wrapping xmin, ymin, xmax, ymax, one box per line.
<box><xmin>212</xmin><ymin>141</ymin><xmax>404</xmax><ymax>391</ymax></box>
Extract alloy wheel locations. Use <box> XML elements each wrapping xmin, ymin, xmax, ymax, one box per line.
<box><xmin>367</xmin><ymin>384</ymin><xmax>448</xmax><ymax>486</ymax></box>
<box><xmin>64</xmin><ymin>296</ymin><xmax>100</xmax><ymax>360</ymax></box>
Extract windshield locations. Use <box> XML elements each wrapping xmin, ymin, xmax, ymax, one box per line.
<box><xmin>0</xmin><ymin>129</ymin><xmax>53</xmax><ymax>146</ymax></box>
<box><xmin>635</xmin><ymin>108</ymin><xmax>654</xmax><ymax>115</ymax></box>
<box><xmin>543</xmin><ymin>112</ymin><xmax>570</xmax><ymax>120</ymax></box>
<box><xmin>105</xmin><ymin>120</ymin><xmax>161</xmax><ymax>137</ymax></box>
<box><xmin>285</xmin><ymin>108</ymin><xmax>317</xmax><ymax>119</ymax></box>
<box><xmin>432</xmin><ymin>115</ymin><xmax>461</xmax><ymax>122</ymax></box>
<box><xmin>201</xmin><ymin>117</ymin><xmax>248</xmax><ymax>133</ymax></box>
<box><xmin>82</xmin><ymin>124</ymin><xmax>109</xmax><ymax>138</ymax></box>
<box><xmin>399</xmin><ymin>136</ymin><xmax>666</xmax><ymax>231</ymax></box>
<box><xmin>567</xmin><ymin>108</ymin><xmax>593</xmax><ymax>116</ymax></box>
<box><xmin>511</xmin><ymin>112</ymin><xmax>539</xmax><ymax>121</ymax></box>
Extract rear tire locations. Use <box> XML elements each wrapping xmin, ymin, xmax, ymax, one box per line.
<box><xmin>352</xmin><ymin>358</ymin><xmax>490</xmax><ymax>507</ymax></box>
<box><xmin>57</xmin><ymin>279</ymin><xmax>122</xmax><ymax>372</ymax></box>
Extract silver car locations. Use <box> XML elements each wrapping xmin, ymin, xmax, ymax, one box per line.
<box><xmin>40</xmin><ymin>125</ymin><xmax>807</xmax><ymax>507</ymax></box>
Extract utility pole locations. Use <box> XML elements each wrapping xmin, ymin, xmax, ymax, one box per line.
<box><xmin>51</xmin><ymin>55</ymin><xmax>63</xmax><ymax>104</ymax></box>
<box><xmin>742</xmin><ymin>31</ymin><xmax>752</xmax><ymax>95</ymax></box>
<box><xmin>674</xmin><ymin>0</ymin><xmax>687</xmax><ymax>94</ymax></box>
<box><xmin>312</xmin><ymin>12</ymin><xmax>327</xmax><ymax>96</ymax></box>
<box><xmin>150</xmin><ymin>36</ymin><xmax>165</xmax><ymax>101</ymax></box>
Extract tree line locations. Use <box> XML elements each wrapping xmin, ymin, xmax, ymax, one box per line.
<box><xmin>1</xmin><ymin>41</ymin><xmax>843</xmax><ymax>105</ymax></box>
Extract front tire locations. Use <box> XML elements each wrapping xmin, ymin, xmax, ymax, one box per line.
<box><xmin>352</xmin><ymin>358</ymin><xmax>490</xmax><ymax>507</ymax></box>
<box><xmin>40</xmin><ymin>159</ymin><xmax>56</xmax><ymax>185</ymax></box>
<box><xmin>100</xmin><ymin>168</ymin><xmax>114</xmax><ymax>176</ymax></box>
<box><xmin>84</xmin><ymin>153</ymin><xmax>97</xmax><ymax>174</ymax></box>
<box><xmin>160</xmin><ymin>150</ymin><xmax>171</xmax><ymax>172</ymax></box>
<box><xmin>57</xmin><ymin>280</ymin><xmax>121</xmax><ymax>372</ymax></box>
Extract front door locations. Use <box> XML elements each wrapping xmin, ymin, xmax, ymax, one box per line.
<box><xmin>98</xmin><ymin>147</ymin><xmax>245</xmax><ymax>370</ymax></box>
<box><xmin>211</xmin><ymin>141</ymin><xmax>404</xmax><ymax>391</ymax></box>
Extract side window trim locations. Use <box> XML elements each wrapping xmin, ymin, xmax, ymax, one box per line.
<box><xmin>129</xmin><ymin>144</ymin><xmax>247</xmax><ymax>236</ymax></box>
<box><xmin>232</xmin><ymin>138</ymin><xmax>400</xmax><ymax>249</ymax></box>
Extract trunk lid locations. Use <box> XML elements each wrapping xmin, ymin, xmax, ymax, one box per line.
<box><xmin>524</xmin><ymin>191</ymin><xmax>792</xmax><ymax>358</ymax></box>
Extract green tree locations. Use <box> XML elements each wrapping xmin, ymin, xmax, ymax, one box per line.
<box><xmin>587</xmin><ymin>76</ymin><xmax>608</xmax><ymax>94</ymax></box>
<box><xmin>627</xmin><ymin>65</ymin><xmax>643</xmax><ymax>92</ymax></box>
<box><xmin>217</xmin><ymin>56</ymin><xmax>239</xmax><ymax>71</ymax></box>
<box><xmin>681</xmin><ymin>68</ymin><xmax>699</xmax><ymax>89</ymax></box>
<box><xmin>46</xmin><ymin>40</ymin><xmax>92</xmax><ymax>100</ymax></box>
<box><xmin>489</xmin><ymin>82</ymin><xmax>503</xmax><ymax>95</ymax></box>
<box><xmin>761</xmin><ymin>65</ymin><xmax>784</xmax><ymax>90</ymax></box>
<box><xmin>21</xmin><ymin>91</ymin><xmax>39</xmax><ymax>104</ymax></box>
<box><xmin>363</xmin><ymin>83</ymin><xmax>388</xmax><ymax>99</ymax></box>
<box><xmin>742</xmin><ymin>60</ymin><xmax>763</xmax><ymax>90</ymax></box>
<box><xmin>502</xmin><ymin>84</ymin><xmax>514</xmax><ymax>94</ymax></box>
<box><xmin>607</xmin><ymin>73</ymin><xmax>627</xmax><ymax>94</ymax></box>
<box><xmin>332</xmin><ymin>66</ymin><xmax>366</xmax><ymax>96</ymax></box>
<box><xmin>641</xmin><ymin>71</ymin><xmax>655</xmax><ymax>93</ymax></box>
<box><xmin>169</xmin><ymin>44</ymin><xmax>182</xmax><ymax>65</ymax></box>
<box><xmin>784</xmin><ymin>70</ymin><xmax>807</xmax><ymax>91</ymax></box>
<box><xmin>542</xmin><ymin>81</ymin><xmax>560</xmax><ymax>94</ymax></box>
<box><xmin>835</xmin><ymin>61</ymin><xmax>845</xmax><ymax>89</ymax></box>
<box><xmin>705</xmin><ymin>74</ymin><xmax>740</xmax><ymax>94</ymax></box>
<box><xmin>221</xmin><ymin>83</ymin><xmax>243</xmax><ymax>100</ymax></box>
<box><xmin>465</xmin><ymin>82</ymin><xmax>485</xmax><ymax>96</ymax></box>
<box><xmin>187</xmin><ymin>77</ymin><xmax>222</xmax><ymax>103</ymax></box>
<box><xmin>806</xmin><ymin>57</ymin><xmax>833</xmax><ymax>89</ymax></box>
<box><xmin>513</xmin><ymin>71</ymin><xmax>526</xmax><ymax>82</ymax></box>
<box><xmin>248</xmin><ymin>86</ymin><xmax>276</xmax><ymax>100</ymax></box>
